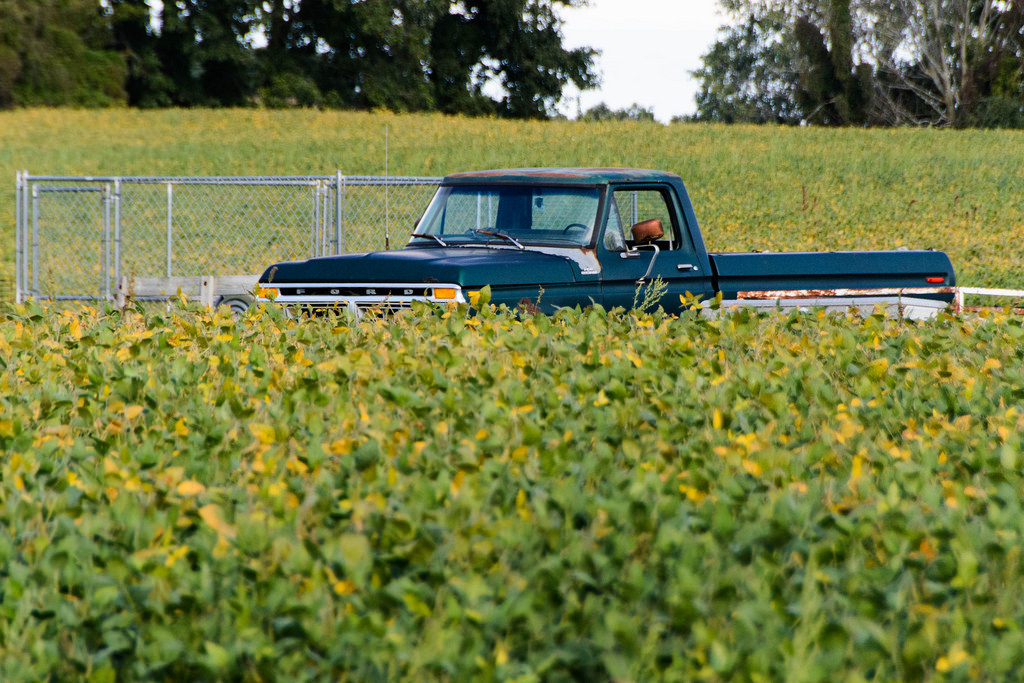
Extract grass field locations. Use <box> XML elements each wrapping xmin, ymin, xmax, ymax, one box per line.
<box><xmin>2</xmin><ymin>109</ymin><xmax>1023</xmax><ymax>290</ymax></box>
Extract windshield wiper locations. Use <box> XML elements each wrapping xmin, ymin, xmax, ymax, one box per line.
<box><xmin>410</xmin><ymin>233</ymin><xmax>448</xmax><ymax>247</ymax></box>
<box><xmin>474</xmin><ymin>228</ymin><xmax>524</xmax><ymax>250</ymax></box>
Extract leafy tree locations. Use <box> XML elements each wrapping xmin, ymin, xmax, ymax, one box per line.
<box><xmin>1</xmin><ymin>0</ymin><xmax>598</xmax><ymax>117</ymax></box>
<box><xmin>792</xmin><ymin>0</ymin><xmax>872</xmax><ymax>124</ymax></box>
<box><xmin>469</xmin><ymin>0</ymin><xmax>599</xmax><ymax>118</ymax></box>
<box><xmin>0</xmin><ymin>0</ymin><xmax>126</xmax><ymax>107</ymax></box>
<box><xmin>428</xmin><ymin>5</ymin><xmax>496</xmax><ymax>115</ymax></box>
<box><xmin>154</xmin><ymin>0</ymin><xmax>255</xmax><ymax>106</ymax></box>
<box><xmin>865</xmin><ymin>0</ymin><xmax>1024</xmax><ymax>126</ymax></box>
<box><xmin>694</xmin><ymin>0</ymin><xmax>1024</xmax><ymax>127</ymax></box>
<box><xmin>581</xmin><ymin>102</ymin><xmax>656</xmax><ymax>122</ymax></box>
<box><xmin>251</xmin><ymin>0</ymin><xmax>597</xmax><ymax>117</ymax></box>
<box><xmin>691</xmin><ymin>10</ymin><xmax>803</xmax><ymax>124</ymax></box>
<box><xmin>109</xmin><ymin>0</ymin><xmax>173</xmax><ymax>107</ymax></box>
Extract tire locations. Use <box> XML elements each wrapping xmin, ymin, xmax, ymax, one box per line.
<box><xmin>216</xmin><ymin>295</ymin><xmax>253</xmax><ymax>316</ymax></box>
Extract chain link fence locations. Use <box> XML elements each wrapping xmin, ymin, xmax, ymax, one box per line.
<box><xmin>14</xmin><ymin>173</ymin><xmax>441</xmax><ymax>303</ymax></box>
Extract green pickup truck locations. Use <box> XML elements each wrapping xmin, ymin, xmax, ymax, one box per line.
<box><xmin>256</xmin><ymin>168</ymin><xmax>956</xmax><ymax>318</ymax></box>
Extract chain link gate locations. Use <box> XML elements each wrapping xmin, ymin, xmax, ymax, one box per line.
<box><xmin>15</xmin><ymin>173</ymin><xmax>441</xmax><ymax>304</ymax></box>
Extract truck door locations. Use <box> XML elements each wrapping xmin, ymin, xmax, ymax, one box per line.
<box><xmin>598</xmin><ymin>186</ymin><xmax>710</xmax><ymax>313</ymax></box>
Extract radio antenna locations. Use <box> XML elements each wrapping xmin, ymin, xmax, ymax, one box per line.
<box><xmin>384</xmin><ymin>125</ymin><xmax>390</xmax><ymax>250</ymax></box>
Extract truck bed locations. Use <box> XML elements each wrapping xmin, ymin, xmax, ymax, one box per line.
<box><xmin>710</xmin><ymin>250</ymin><xmax>955</xmax><ymax>295</ymax></box>
<box><xmin>709</xmin><ymin>250</ymin><xmax>956</xmax><ymax>318</ymax></box>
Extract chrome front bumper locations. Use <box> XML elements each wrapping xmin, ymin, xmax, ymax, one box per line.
<box><xmin>255</xmin><ymin>282</ymin><xmax>467</xmax><ymax>315</ymax></box>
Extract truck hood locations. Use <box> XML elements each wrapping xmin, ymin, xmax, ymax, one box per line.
<box><xmin>259</xmin><ymin>246</ymin><xmax>581</xmax><ymax>287</ymax></box>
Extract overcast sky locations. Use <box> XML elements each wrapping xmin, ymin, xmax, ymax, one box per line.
<box><xmin>557</xmin><ymin>0</ymin><xmax>726</xmax><ymax>122</ymax></box>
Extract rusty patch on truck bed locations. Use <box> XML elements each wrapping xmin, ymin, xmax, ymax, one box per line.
<box><xmin>737</xmin><ymin>287</ymin><xmax>957</xmax><ymax>299</ymax></box>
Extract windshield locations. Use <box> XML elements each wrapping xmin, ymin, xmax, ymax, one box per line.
<box><xmin>412</xmin><ymin>185</ymin><xmax>601</xmax><ymax>247</ymax></box>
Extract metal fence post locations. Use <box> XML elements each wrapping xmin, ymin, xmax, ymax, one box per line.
<box><xmin>334</xmin><ymin>171</ymin><xmax>342</xmax><ymax>255</ymax></box>
<box><xmin>166</xmin><ymin>182</ymin><xmax>174</xmax><ymax>278</ymax></box>
<box><xmin>339</xmin><ymin>174</ymin><xmax>347</xmax><ymax>254</ymax></box>
<box><xmin>114</xmin><ymin>178</ymin><xmax>122</xmax><ymax>291</ymax></box>
<box><xmin>309</xmin><ymin>180</ymin><xmax>317</xmax><ymax>258</ymax></box>
<box><xmin>21</xmin><ymin>172</ymin><xmax>30</xmax><ymax>300</ymax></box>
<box><xmin>15</xmin><ymin>171</ymin><xmax>22</xmax><ymax>302</ymax></box>
<box><xmin>103</xmin><ymin>183</ymin><xmax>112</xmax><ymax>299</ymax></box>
<box><xmin>320</xmin><ymin>181</ymin><xmax>329</xmax><ymax>257</ymax></box>
<box><xmin>32</xmin><ymin>184</ymin><xmax>40</xmax><ymax>295</ymax></box>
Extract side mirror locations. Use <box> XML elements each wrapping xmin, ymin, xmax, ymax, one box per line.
<box><xmin>630</xmin><ymin>219</ymin><xmax>664</xmax><ymax>245</ymax></box>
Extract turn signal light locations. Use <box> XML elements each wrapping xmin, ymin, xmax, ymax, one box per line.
<box><xmin>256</xmin><ymin>286</ymin><xmax>279</xmax><ymax>299</ymax></box>
<box><xmin>434</xmin><ymin>288</ymin><xmax>457</xmax><ymax>300</ymax></box>
<box><xmin>925</xmin><ymin>276</ymin><xmax>944</xmax><ymax>284</ymax></box>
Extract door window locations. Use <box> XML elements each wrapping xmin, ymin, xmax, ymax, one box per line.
<box><xmin>606</xmin><ymin>188</ymin><xmax>693</xmax><ymax>253</ymax></box>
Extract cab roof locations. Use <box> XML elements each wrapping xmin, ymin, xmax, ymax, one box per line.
<box><xmin>442</xmin><ymin>167</ymin><xmax>681</xmax><ymax>186</ymax></box>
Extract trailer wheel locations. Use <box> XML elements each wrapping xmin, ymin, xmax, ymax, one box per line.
<box><xmin>216</xmin><ymin>295</ymin><xmax>253</xmax><ymax>317</ymax></box>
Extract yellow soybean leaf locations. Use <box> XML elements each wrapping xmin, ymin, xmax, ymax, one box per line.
<box><xmin>249</xmin><ymin>423</ymin><xmax>276</xmax><ymax>444</ymax></box>
<box><xmin>742</xmin><ymin>459</ymin><xmax>763</xmax><ymax>477</ymax></box>
<box><xmin>851</xmin><ymin>456</ymin><xmax>864</xmax><ymax>479</ymax></box>
<box><xmin>679</xmin><ymin>485</ymin><xmax>707</xmax><ymax>503</ymax></box>
<box><xmin>515</xmin><ymin>489</ymin><xmax>531</xmax><ymax>522</ymax></box>
<box><xmin>328</xmin><ymin>439</ymin><xmax>352</xmax><ymax>455</ymax></box>
<box><xmin>177</xmin><ymin>480</ymin><xmax>206</xmax><ymax>496</ymax></box>
<box><xmin>199</xmin><ymin>504</ymin><xmax>237</xmax><ymax>539</ymax></box>
<box><xmin>867</xmin><ymin>358</ymin><xmax>889</xmax><ymax>378</ymax></box>
<box><xmin>165</xmin><ymin>546</ymin><xmax>190</xmax><ymax>568</ymax></box>
<box><xmin>450</xmin><ymin>470</ymin><xmax>466</xmax><ymax>497</ymax></box>
<box><xmin>212</xmin><ymin>534</ymin><xmax>232</xmax><ymax>558</ymax></box>
<box><xmin>936</xmin><ymin>647</ymin><xmax>969</xmax><ymax>672</ymax></box>
<box><xmin>124</xmin><ymin>405</ymin><xmax>144</xmax><ymax>420</ymax></box>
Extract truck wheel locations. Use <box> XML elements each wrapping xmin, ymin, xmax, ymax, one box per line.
<box><xmin>216</xmin><ymin>295</ymin><xmax>253</xmax><ymax>317</ymax></box>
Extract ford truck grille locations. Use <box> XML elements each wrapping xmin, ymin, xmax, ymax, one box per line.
<box><xmin>256</xmin><ymin>282</ymin><xmax>466</xmax><ymax>316</ymax></box>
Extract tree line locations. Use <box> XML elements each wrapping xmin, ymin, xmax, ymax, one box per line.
<box><xmin>5</xmin><ymin>0</ymin><xmax>1022</xmax><ymax>127</ymax></box>
<box><xmin>692</xmin><ymin>0</ymin><xmax>1024</xmax><ymax>127</ymax></box>
<box><xmin>0</xmin><ymin>0</ymin><xmax>597</xmax><ymax>118</ymax></box>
